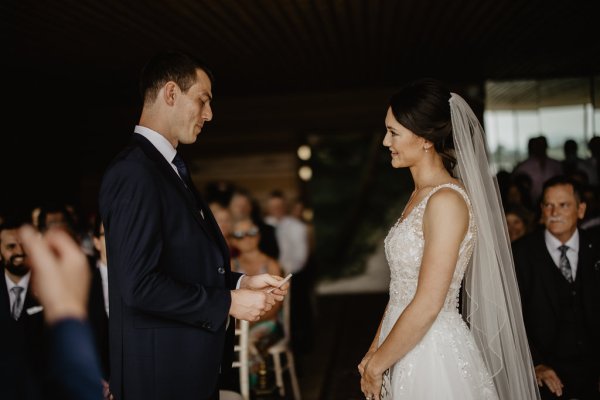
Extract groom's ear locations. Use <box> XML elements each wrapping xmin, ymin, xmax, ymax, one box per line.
<box><xmin>163</xmin><ymin>82</ymin><xmax>178</xmax><ymax>105</ymax></box>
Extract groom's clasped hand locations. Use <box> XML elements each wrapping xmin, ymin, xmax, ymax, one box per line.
<box><xmin>230</xmin><ymin>274</ymin><xmax>290</xmax><ymax>321</ymax></box>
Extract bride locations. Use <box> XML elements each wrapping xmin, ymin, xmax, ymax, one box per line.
<box><xmin>357</xmin><ymin>79</ymin><xmax>541</xmax><ymax>399</ymax></box>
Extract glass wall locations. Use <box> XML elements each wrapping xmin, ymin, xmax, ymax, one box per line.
<box><xmin>483</xmin><ymin>76</ymin><xmax>599</xmax><ymax>172</ymax></box>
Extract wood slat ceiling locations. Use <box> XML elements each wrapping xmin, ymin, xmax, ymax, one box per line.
<box><xmin>5</xmin><ymin>0</ymin><xmax>599</xmax><ymax>98</ymax></box>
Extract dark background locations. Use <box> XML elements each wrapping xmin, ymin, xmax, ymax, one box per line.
<box><xmin>3</xmin><ymin>0</ymin><xmax>599</xmax><ymax>217</ymax></box>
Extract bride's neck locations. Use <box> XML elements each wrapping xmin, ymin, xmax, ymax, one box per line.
<box><xmin>410</xmin><ymin>156</ymin><xmax>451</xmax><ymax>189</ymax></box>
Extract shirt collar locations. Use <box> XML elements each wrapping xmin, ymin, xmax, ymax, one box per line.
<box><xmin>4</xmin><ymin>270</ymin><xmax>31</xmax><ymax>291</ymax></box>
<box><xmin>134</xmin><ymin>125</ymin><xmax>177</xmax><ymax>164</ymax></box>
<box><xmin>545</xmin><ymin>228</ymin><xmax>579</xmax><ymax>252</ymax></box>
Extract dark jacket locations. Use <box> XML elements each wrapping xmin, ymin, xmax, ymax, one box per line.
<box><xmin>99</xmin><ymin>133</ymin><xmax>241</xmax><ymax>400</ymax></box>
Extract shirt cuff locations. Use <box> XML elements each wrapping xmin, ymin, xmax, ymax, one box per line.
<box><xmin>236</xmin><ymin>274</ymin><xmax>245</xmax><ymax>290</ymax></box>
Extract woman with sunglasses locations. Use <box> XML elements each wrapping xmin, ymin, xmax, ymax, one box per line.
<box><xmin>230</xmin><ymin>217</ymin><xmax>284</xmax><ymax>388</ymax></box>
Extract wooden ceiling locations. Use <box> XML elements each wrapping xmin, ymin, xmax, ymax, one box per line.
<box><xmin>6</xmin><ymin>0</ymin><xmax>599</xmax><ymax>98</ymax></box>
<box><xmin>2</xmin><ymin>0</ymin><xmax>600</xmax><ymax>213</ymax></box>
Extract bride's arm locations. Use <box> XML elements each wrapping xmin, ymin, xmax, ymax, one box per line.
<box><xmin>365</xmin><ymin>189</ymin><xmax>468</xmax><ymax>378</ymax></box>
<box><xmin>358</xmin><ymin>302</ymin><xmax>389</xmax><ymax>376</ymax></box>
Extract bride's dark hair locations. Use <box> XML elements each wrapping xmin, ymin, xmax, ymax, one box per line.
<box><xmin>389</xmin><ymin>78</ymin><xmax>456</xmax><ymax>173</ymax></box>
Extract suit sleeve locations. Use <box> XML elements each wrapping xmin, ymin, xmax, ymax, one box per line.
<box><xmin>49</xmin><ymin>318</ymin><xmax>103</xmax><ymax>400</ymax></box>
<box><xmin>99</xmin><ymin>160</ymin><xmax>231</xmax><ymax>331</ymax></box>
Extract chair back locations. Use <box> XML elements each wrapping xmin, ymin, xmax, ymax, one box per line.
<box><xmin>280</xmin><ymin>289</ymin><xmax>292</xmax><ymax>343</ymax></box>
<box><xmin>232</xmin><ymin>319</ymin><xmax>250</xmax><ymax>400</ymax></box>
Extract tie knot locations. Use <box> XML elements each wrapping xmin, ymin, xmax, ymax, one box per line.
<box><xmin>172</xmin><ymin>152</ymin><xmax>185</xmax><ymax>168</ymax></box>
<box><xmin>11</xmin><ymin>286</ymin><xmax>24</xmax><ymax>296</ymax></box>
<box><xmin>172</xmin><ymin>152</ymin><xmax>190</xmax><ymax>182</ymax></box>
<box><xmin>558</xmin><ymin>244</ymin><xmax>569</xmax><ymax>255</ymax></box>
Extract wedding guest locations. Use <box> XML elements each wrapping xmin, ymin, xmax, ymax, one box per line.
<box><xmin>513</xmin><ymin>176</ymin><xmax>600</xmax><ymax>399</ymax></box>
<box><xmin>1</xmin><ymin>218</ymin><xmax>48</xmax><ymax>400</ymax></box>
<box><xmin>513</xmin><ymin>135</ymin><xmax>562</xmax><ymax>205</ymax></box>
<box><xmin>229</xmin><ymin>189</ymin><xmax>279</xmax><ymax>260</ymax></box>
<box><xmin>230</xmin><ymin>217</ymin><xmax>284</xmax><ymax>388</ymax></box>
<box><xmin>18</xmin><ymin>224</ymin><xmax>104</xmax><ymax>400</ymax></box>
<box><xmin>505</xmin><ymin>204</ymin><xmax>535</xmax><ymax>242</ymax></box>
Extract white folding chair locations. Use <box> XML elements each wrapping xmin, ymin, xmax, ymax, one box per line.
<box><xmin>267</xmin><ymin>293</ymin><xmax>301</xmax><ymax>399</ymax></box>
<box><xmin>231</xmin><ymin>319</ymin><xmax>250</xmax><ymax>400</ymax></box>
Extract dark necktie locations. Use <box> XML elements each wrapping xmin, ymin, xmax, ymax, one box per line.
<box><xmin>172</xmin><ymin>152</ymin><xmax>205</xmax><ymax>219</ymax></box>
<box><xmin>558</xmin><ymin>245</ymin><xmax>573</xmax><ymax>283</ymax></box>
<box><xmin>11</xmin><ymin>286</ymin><xmax>24</xmax><ymax>320</ymax></box>
<box><xmin>172</xmin><ymin>152</ymin><xmax>191</xmax><ymax>186</ymax></box>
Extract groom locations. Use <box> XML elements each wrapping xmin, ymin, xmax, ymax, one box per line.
<box><xmin>99</xmin><ymin>51</ymin><xmax>287</xmax><ymax>400</ymax></box>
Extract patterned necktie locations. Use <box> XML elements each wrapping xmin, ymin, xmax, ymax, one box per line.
<box><xmin>558</xmin><ymin>245</ymin><xmax>573</xmax><ymax>283</ymax></box>
<box><xmin>172</xmin><ymin>152</ymin><xmax>191</xmax><ymax>185</ymax></box>
<box><xmin>11</xmin><ymin>286</ymin><xmax>24</xmax><ymax>320</ymax></box>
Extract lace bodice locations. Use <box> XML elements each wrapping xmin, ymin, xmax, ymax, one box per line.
<box><xmin>384</xmin><ymin>183</ymin><xmax>476</xmax><ymax>311</ymax></box>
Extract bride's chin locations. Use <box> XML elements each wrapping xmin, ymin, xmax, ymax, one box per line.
<box><xmin>391</xmin><ymin>159</ymin><xmax>403</xmax><ymax>168</ymax></box>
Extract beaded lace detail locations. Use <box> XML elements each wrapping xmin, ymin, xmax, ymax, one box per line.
<box><xmin>384</xmin><ymin>183</ymin><xmax>476</xmax><ymax>310</ymax></box>
<box><xmin>379</xmin><ymin>183</ymin><xmax>497</xmax><ymax>399</ymax></box>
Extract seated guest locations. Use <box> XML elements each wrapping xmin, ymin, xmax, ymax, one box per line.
<box><xmin>1</xmin><ymin>218</ymin><xmax>49</xmax><ymax>400</ymax></box>
<box><xmin>18</xmin><ymin>225</ymin><xmax>104</xmax><ymax>400</ymax></box>
<box><xmin>230</xmin><ymin>217</ymin><xmax>284</xmax><ymax>387</ymax></box>
<box><xmin>38</xmin><ymin>203</ymin><xmax>110</xmax><ymax>384</ymax></box>
<box><xmin>504</xmin><ymin>204</ymin><xmax>535</xmax><ymax>242</ymax></box>
<box><xmin>513</xmin><ymin>176</ymin><xmax>600</xmax><ymax>399</ymax></box>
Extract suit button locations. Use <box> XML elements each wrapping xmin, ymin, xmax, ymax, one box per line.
<box><xmin>217</xmin><ymin>266</ymin><xmax>225</xmax><ymax>274</ymax></box>
<box><xmin>572</xmin><ymin>290</ymin><xmax>577</xmax><ymax>296</ymax></box>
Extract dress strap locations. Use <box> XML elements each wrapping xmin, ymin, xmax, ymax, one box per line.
<box><xmin>423</xmin><ymin>183</ymin><xmax>471</xmax><ymax>207</ymax></box>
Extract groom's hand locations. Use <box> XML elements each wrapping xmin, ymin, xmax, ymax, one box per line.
<box><xmin>229</xmin><ymin>289</ymin><xmax>276</xmax><ymax>321</ymax></box>
<box><xmin>240</xmin><ymin>273</ymin><xmax>289</xmax><ymax>301</ymax></box>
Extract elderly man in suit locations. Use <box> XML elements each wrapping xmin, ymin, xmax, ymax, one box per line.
<box><xmin>99</xmin><ymin>51</ymin><xmax>287</xmax><ymax>400</ymax></box>
<box><xmin>513</xmin><ymin>176</ymin><xmax>600</xmax><ymax>399</ymax></box>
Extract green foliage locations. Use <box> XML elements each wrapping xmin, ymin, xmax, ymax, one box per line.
<box><xmin>307</xmin><ymin>131</ymin><xmax>412</xmax><ymax>280</ymax></box>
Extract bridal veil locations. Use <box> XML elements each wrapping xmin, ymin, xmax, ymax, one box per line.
<box><xmin>450</xmin><ymin>93</ymin><xmax>541</xmax><ymax>400</ymax></box>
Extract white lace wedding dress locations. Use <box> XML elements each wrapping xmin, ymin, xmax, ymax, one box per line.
<box><xmin>378</xmin><ymin>183</ymin><xmax>499</xmax><ymax>399</ymax></box>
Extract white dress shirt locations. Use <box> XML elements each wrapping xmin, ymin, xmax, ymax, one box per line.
<box><xmin>97</xmin><ymin>260</ymin><xmax>109</xmax><ymax>316</ymax></box>
<box><xmin>544</xmin><ymin>229</ymin><xmax>579</xmax><ymax>280</ymax></box>
<box><xmin>265</xmin><ymin>215</ymin><xmax>309</xmax><ymax>274</ymax></box>
<box><xmin>5</xmin><ymin>271</ymin><xmax>30</xmax><ymax>313</ymax></box>
<box><xmin>134</xmin><ymin>125</ymin><xmax>181</xmax><ymax>176</ymax></box>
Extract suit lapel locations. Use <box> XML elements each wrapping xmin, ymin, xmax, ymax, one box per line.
<box><xmin>131</xmin><ymin>134</ymin><xmax>215</xmax><ymax>241</ymax></box>
<box><xmin>0</xmin><ymin>280</ymin><xmax>10</xmax><ymax>321</ymax></box>
<box><xmin>192</xmin><ymin>189</ymin><xmax>230</xmax><ymax>260</ymax></box>
<box><xmin>131</xmin><ymin>134</ymin><xmax>230</xmax><ymax>264</ymax></box>
<box><xmin>575</xmin><ymin>230</ymin><xmax>593</xmax><ymax>284</ymax></box>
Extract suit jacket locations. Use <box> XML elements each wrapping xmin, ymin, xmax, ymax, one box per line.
<box><xmin>99</xmin><ymin>133</ymin><xmax>242</xmax><ymax>400</ymax></box>
<box><xmin>87</xmin><ymin>257</ymin><xmax>110</xmax><ymax>379</ymax></box>
<box><xmin>0</xmin><ymin>276</ymin><xmax>48</xmax><ymax>400</ymax></box>
<box><xmin>48</xmin><ymin>318</ymin><xmax>104</xmax><ymax>400</ymax></box>
<box><xmin>513</xmin><ymin>229</ymin><xmax>600</xmax><ymax>385</ymax></box>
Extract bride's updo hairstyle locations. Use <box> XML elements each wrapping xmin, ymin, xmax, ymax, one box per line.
<box><xmin>389</xmin><ymin>78</ymin><xmax>456</xmax><ymax>173</ymax></box>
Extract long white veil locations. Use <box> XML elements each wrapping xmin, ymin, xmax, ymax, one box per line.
<box><xmin>450</xmin><ymin>93</ymin><xmax>541</xmax><ymax>400</ymax></box>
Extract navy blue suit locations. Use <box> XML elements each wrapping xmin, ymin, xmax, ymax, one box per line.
<box><xmin>99</xmin><ymin>133</ymin><xmax>241</xmax><ymax>400</ymax></box>
<box><xmin>48</xmin><ymin>319</ymin><xmax>104</xmax><ymax>400</ymax></box>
